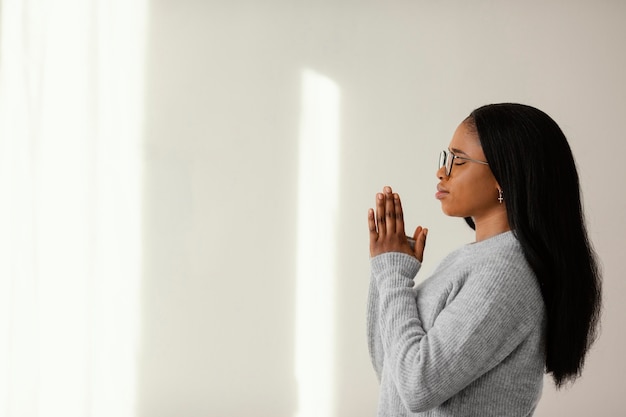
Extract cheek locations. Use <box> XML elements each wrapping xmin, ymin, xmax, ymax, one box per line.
<box><xmin>472</xmin><ymin>182</ymin><xmax>498</xmax><ymax>206</ymax></box>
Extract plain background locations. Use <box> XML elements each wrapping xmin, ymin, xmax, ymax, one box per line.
<box><xmin>137</xmin><ymin>1</ymin><xmax>626</xmax><ymax>416</ymax></box>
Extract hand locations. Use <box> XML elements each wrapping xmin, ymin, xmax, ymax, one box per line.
<box><xmin>368</xmin><ymin>186</ymin><xmax>428</xmax><ymax>261</ymax></box>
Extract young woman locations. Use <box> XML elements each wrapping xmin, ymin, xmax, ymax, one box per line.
<box><xmin>366</xmin><ymin>103</ymin><xmax>602</xmax><ymax>416</ymax></box>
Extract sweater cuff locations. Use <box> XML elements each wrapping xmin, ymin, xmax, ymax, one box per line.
<box><xmin>370</xmin><ymin>252</ymin><xmax>421</xmax><ymax>287</ymax></box>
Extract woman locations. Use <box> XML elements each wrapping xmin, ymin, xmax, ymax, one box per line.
<box><xmin>366</xmin><ymin>103</ymin><xmax>601</xmax><ymax>416</ymax></box>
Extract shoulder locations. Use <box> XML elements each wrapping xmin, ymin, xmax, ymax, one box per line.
<box><xmin>465</xmin><ymin>232</ymin><xmax>544</xmax><ymax>311</ymax></box>
<box><xmin>463</xmin><ymin>232</ymin><xmax>532</xmax><ymax>275</ymax></box>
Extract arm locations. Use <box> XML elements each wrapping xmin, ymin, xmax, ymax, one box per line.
<box><xmin>372</xmin><ymin>252</ymin><xmax>541</xmax><ymax>412</ymax></box>
<box><xmin>366</xmin><ymin>275</ymin><xmax>384</xmax><ymax>381</ymax></box>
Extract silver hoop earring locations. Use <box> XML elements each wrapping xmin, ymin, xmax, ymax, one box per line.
<box><xmin>498</xmin><ymin>189</ymin><xmax>504</xmax><ymax>204</ymax></box>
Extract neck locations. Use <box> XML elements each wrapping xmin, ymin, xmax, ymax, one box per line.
<box><xmin>473</xmin><ymin>210</ymin><xmax>510</xmax><ymax>242</ymax></box>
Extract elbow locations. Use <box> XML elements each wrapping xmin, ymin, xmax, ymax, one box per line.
<box><xmin>394</xmin><ymin>376</ymin><xmax>441</xmax><ymax>413</ymax></box>
<box><xmin>390</xmin><ymin>337</ymin><xmax>446</xmax><ymax>412</ymax></box>
<box><xmin>399</xmin><ymin>395</ymin><xmax>437</xmax><ymax>414</ymax></box>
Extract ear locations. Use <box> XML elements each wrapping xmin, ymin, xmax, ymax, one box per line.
<box><xmin>494</xmin><ymin>180</ymin><xmax>503</xmax><ymax>196</ymax></box>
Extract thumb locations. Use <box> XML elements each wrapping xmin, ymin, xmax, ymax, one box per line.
<box><xmin>412</xmin><ymin>226</ymin><xmax>428</xmax><ymax>262</ymax></box>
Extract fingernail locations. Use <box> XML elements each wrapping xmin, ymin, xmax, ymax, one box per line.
<box><xmin>384</xmin><ymin>186</ymin><xmax>391</xmax><ymax>194</ymax></box>
<box><xmin>393</xmin><ymin>193</ymin><xmax>399</xmax><ymax>200</ymax></box>
<box><xmin>377</xmin><ymin>193</ymin><xmax>383</xmax><ymax>200</ymax></box>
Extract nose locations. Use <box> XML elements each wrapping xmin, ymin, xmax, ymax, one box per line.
<box><xmin>436</xmin><ymin>165</ymin><xmax>446</xmax><ymax>180</ymax></box>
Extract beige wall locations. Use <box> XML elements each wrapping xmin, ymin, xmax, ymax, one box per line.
<box><xmin>137</xmin><ymin>1</ymin><xmax>626</xmax><ymax>416</ymax></box>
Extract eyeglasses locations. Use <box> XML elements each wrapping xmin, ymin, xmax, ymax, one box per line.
<box><xmin>439</xmin><ymin>149</ymin><xmax>489</xmax><ymax>177</ymax></box>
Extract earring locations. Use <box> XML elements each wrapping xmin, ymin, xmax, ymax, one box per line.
<box><xmin>498</xmin><ymin>189</ymin><xmax>504</xmax><ymax>204</ymax></box>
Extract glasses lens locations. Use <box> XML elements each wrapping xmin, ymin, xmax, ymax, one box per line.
<box><xmin>439</xmin><ymin>150</ymin><xmax>451</xmax><ymax>176</ymax></box>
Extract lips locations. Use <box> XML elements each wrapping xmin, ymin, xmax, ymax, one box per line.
<box><xmin>435</xmin><ymin>184</ymin><xmax>449</xmax><ymax>200</ymax></box>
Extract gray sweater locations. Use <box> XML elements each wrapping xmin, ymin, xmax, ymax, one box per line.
<box><xmin>367</xmin><ymin>231</ymin><xmax>546</xmax><ymax>416</ymax></box>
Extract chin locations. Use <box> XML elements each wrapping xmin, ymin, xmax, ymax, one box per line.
<box><xmin>440</xmin><ymin>203</ymin><xmax>458</xmax><ymax>217</ymax></box>
<box><xmin>441</xmin><ymin>205</ymin><xmax>469</xmax><ymax>219</ymax></box>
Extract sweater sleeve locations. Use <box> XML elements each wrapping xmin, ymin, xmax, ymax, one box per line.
<box><xmin>366</xmin><ymin>275</ymin><xmax>383</xmax><ymax>381</ymax></box>
<box><xmin>371</xmin><ymin>251</ymin><xmax>542</xmax><ymax>413</ymax></box>
<box><xmin>367</xmin><ymin>254</ymin><xmax>421</xmax><ymax>382</ymax></box>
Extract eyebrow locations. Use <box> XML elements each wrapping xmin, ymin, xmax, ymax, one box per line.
<box><xmin>449</xmin><ymin>147</ymin><xmax>469</xmax><ymax>156</ymax></box>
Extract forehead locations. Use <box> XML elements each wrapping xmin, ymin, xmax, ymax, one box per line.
<box><xmin>449</xmin><ymin>122</ymin><xmax>484</xmax><ymax>157</ymax></box>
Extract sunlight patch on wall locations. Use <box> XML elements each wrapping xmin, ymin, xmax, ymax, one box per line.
<box><xmin>294</xmin><ymin>69</ymin><xmax>340</xmax><ymax>417</ymax></box>
<box><xmin>0</xmin><ymin>1</ymin><xmax>147</xmax><ymax>416</ymax></box>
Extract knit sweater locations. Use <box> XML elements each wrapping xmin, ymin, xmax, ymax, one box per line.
<box><xmin>367</xmin><ymin>231</ymin><xmax>546</xmax><ymax>416</ymax></box>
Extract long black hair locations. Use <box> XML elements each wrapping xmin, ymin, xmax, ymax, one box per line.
<box><xmin>465</xmin><ymin>103</ymin><xmax>602</xmax><ymax>387</ymax></box>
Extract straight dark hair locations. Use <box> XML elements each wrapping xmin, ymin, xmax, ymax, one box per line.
<box><xmin>465</xmin><ymin>103</ymin><xmax>602</xmax><ymax>387</ymax></box>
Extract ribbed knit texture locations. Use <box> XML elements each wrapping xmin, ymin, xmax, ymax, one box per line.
<box><xmin>367</xmin><ymin>231</ymin><xmax>546</xmax><ymax>416</ymax></box>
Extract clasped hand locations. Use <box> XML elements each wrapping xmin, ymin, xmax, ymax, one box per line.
<box><xmin>368</xmin><ymin>186</ymin><xmax>428</xmax><ymax>261</ymax></box>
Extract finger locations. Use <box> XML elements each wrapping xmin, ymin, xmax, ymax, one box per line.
<box><xmin>393</xmin><ymin>193</ymin><xmax>405</xmax><ymax>236</ymax></box>
<box><xmin>413</xmin><ymin>226</ymin><xmax>428</xmax><ymax>262</ymax></box>
<box><xmin>375</xmin><ymin>192</ymin><xmax>386</xmax><ymax>238</ymax></box>
<box><xmin>412</xmin><ymin>226</ymin><xmax>422</xmax><ymax>241</ymax></box>
<box><xmin>412</xmin><ymin>226</ymin><xmax>422</xmax><ymax>252</ymax></box>
<box><xmin>368</xmin><ymin>208</ymin><xmax>378</xmax><ymax>242</ymax></box>
<box><xmin>384</xmin><ymin>186</ymin><xmax>396</xmax><ymax>234</ymax></box>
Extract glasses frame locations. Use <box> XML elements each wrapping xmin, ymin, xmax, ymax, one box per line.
<box><xmin>439</xmin><ymin>149</ymin><xmax>489</xmax><ymax>177</ymax></box>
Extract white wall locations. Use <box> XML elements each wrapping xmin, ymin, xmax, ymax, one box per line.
<box><xmin>137</xmin><ymin>1</ymin><xmax>626</xmax><ymax>416</ymax></box>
